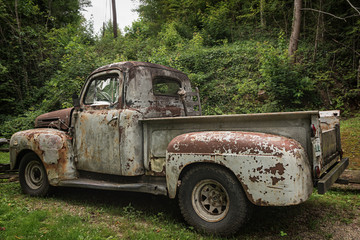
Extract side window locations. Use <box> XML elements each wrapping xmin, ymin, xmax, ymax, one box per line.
<box><xmin>153</xmin><ymin>77</ymin><xmax>181</xmax><ymax>96</ymax></box>
<box><xmin>84</xmin><ymin>74</ymin><xmax>120</xmax><ymax>105</ymax></box>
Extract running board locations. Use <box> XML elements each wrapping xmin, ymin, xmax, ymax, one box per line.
<box><xmin>58</xmin><ymin>178</ymin><xmax>167</xmax><ymax>196</ymax></box>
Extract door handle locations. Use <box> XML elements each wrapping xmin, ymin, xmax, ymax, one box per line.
<box><xmin>107</xmin><ymin>116</ymin><xmax>118</xmax><ymax>125</ymax></box>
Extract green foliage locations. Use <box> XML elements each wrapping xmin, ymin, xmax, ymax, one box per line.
<box><xmin>257</xmin><ymin>41</ymin><xmax>317</xmax><ymax>110</ymax></box>
<box><xmin>0</xmin><ymin>109</ymin><xmax>44</xmax><ymax>139</ymax></box>
<box><xmin>159</xmin><ymin>22</ymin><xmax>185</xmax><ymax>50</ymax></box>
<box><xmin>0</xmin><ymin>152</ymin><xmax>9</xmax><ymax>165</ymax></box>
<box><xmin>1</xmin><ymin>0</ymin><xmax>359</xmax><ymax>137</ymax></box>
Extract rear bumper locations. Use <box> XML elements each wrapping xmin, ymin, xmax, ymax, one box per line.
<box><xmin>317</xmin><ymin>158</ymin><xmax>349</xmax><ymax>194</ymax></box>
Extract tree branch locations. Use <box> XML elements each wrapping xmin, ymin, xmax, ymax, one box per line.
<box><xmin>331</xmin><ymin>38</ymin><xmax>360</xmax><ymax>57</ymax></box>
<box><xmin>346</xmin><ymin>0</ymin><xmax>360</xmax><ymax>16</ymax></box>
<box><xmin>301</xmin><ymin>8</ymin><xmax>346</xmax><ymax>21</ymax></box>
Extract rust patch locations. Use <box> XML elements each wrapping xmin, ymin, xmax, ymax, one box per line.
<box><xmin>255</xmin><ymin>198</ymin><xmax>270</xmax><ymax>206</ymax></box>
<box><xmin>167</xmin><ymin>132</ymin><xmax>302</xmax><ymax>157</ymax></box>
<box><xmin>265</xmin><ymin>163</ymin><xmax>285</xmax><ymax>175</ymax></box>
<box><xmin>270</xmin><ymin>176</ymin><xmax>285</xmax><ymax>185</ymax></box>
<box><xmin>249</xmin><ymin>175</ymin><xmax>260</xmax><ymax>182</ymax></box>
<box><xmin>35</xmin><ymin>108</ymin><xmax>73</xmax><ymax>131</ymax></box>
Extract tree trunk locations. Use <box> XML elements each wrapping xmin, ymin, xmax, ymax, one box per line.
<box><xmin>357</xmin><ymin>58</ymin><xmax>360</xmax><ymax>89</ymax></box>
<box><xmin>260</xmin><ymin>0</ymin><xmax>266</xmax><ymax>28</ymax></box>
<box><xmin>15</xmin><ymin>0</ymin><xmax>28</xmax><ymax>102</ymax></box>
<box><xmin>288</xmin><ymin>0</ymin><xmax>302</xmax><ymax>62</ymax></box>
<box><xmin>313</xmin><ymin>0</ymin><xmax>323</xmax><ymax>62</ymax></box>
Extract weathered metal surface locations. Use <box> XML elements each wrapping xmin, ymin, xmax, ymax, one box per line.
<box><xmin>315</xmin><ymin>110</ymin><xmax>342</xmax><ymax>176</ymax></box>
<box><xmin>35</xmin><ymin>108</ymin><xmax>73</xmax><ymax>131</ymax></box>
<box><xmin>9</xmin><ymin>129</ymin><xmax>77</xmax><ymax>185</ymax></box>
<box><xmin>73</xmin><ymin>62</ymin><xmax>199</xmax><ymax>177</ymax></box>
<box><xmin>317</xmin><ymin>158</ymin><xmax>349</xmax><ymax>194</ymax></box>
<box><xmin>118</xmin><ymin>109</ymin><xmax>144</xmax><ymax>176</ymax></box>
<box><xmin>124</xmin><ymin>65</ymin><xmax>194</xmax><ymax>118</ymax></box>
<box><xmin>73</xmin><ymin>109</ymin><xmax>121</xmax><ymax>175</ymax></box>
<box><xmin>166</xmin><ymin>131</ymin><xmax>313</xmax><ymax>206</ymax></box>
<box><xmin>319</xmin><ymin>110</ymin><xmax>340</xmax><ymax>131</ymax></box>
<box><xmin>142</xmin><ymin>111</ymin><xmax>318</xmax><ymax>176</ymax></box>
<box><xmin>58</xmin><ymin>178</ymin><xmax>167</xmax><ymax>196</ymax></box>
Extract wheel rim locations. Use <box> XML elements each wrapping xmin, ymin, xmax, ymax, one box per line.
<box><xmin>192</xmin><ymin>179</ymin><xmax>230</xmax><ymax>222</ymax></box>
<box><xmin>24</xmin><ymin>160</ymin><xmax>45</xmax><ymax>190</ymax></box>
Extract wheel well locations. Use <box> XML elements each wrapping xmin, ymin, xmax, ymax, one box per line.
<box><xmin>177</xmin><ymin>162</ymin><xmax>252</xmax><ymax>202</ymax></box>
<box><xmin>179</xmin><ymin>162</ymin><xmax>239</xmax><ymax>186</ymax></box>
<box><xmin>14</xmin><ymin>150</ymin><xmax>35</xmax><ymax>170</ymax></box>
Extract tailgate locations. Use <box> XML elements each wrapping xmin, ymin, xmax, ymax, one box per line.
<box><xmin>316</xmin><ymin>110</ymin><xmax>349</xmax><ymax>194</ymax></box>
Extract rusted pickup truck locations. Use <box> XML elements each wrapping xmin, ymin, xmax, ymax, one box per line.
<box><xmin>10</xmin><ymin>62</ymin><xmax>349</xmax><ymax>235</ymax></box>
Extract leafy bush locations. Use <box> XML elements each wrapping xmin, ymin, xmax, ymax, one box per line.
<box><xmin>257</xmin><ymin>41</ymin><xmax>318</xmax><ymax>110</ymax></box>
<box><xmin>0</xmin><ymin>109</ymin><xmax>44</xmax><ymax>139</ymax></box>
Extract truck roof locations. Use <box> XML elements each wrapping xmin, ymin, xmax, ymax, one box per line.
<box><xmin>90</xmin><ymin>61</ymin><xmax>185</xmax><ymax>76</ymax></box>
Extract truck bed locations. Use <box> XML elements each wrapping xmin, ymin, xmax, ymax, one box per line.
<box><xmin>141</xmin><ymin>111</ymin><xmax>318</xmax><ymax>172</ymax></box>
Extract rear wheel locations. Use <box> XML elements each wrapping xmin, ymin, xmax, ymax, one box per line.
<box><xmin>19</xmin><ymin>152</ymin><xmax>50</xmax><ymax>196</ymax></box>
<box><xmin>178</xmin><ymin>165</ymin><xmax>252</xmax><ymax>236</ymax></box>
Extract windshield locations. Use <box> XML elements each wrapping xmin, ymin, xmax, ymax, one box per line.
<box><xmin>84</xmin><ymin>74</ymin><xmax>120</xmax><ymax>106</ymax></box>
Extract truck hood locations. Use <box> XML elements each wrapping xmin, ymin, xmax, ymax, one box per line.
<box><xmin>35</xmin><ymin>108</ymin><xmax>74</xmax><ymax>131</ymax></box>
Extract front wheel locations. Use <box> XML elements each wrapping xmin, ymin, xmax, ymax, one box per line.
<box><xmin>19</xmin><ymin>152</ymin><xmax>50</xmax><ymax>196</ymax></box>
<box><xmin>178</xmin><ymin>165</ymin><xmax>252</xmax><ymax>236</ymax></box>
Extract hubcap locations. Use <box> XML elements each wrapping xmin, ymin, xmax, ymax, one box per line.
<box><xmin>192</xmin><ymin>179</ymin><xmax>230</xmax><ymax>222</ymax></box>
<box><xmin>24</xmin><ymin>160</ymin><xmax>44</xmax><ymax>190</ymax></box>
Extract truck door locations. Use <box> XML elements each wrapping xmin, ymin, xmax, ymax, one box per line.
<box><xmin>73</xmin><ymin>71</ymin><xmax>123</xmax><ymax>175</ymax></box>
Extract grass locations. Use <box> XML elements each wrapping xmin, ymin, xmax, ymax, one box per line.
<box><xmin>341</xmin><ymin>114</ymin><xmax>360</xmax><ymax>170</ymax></box>
<box><xmin>0</xmin><ymin>181</ymin><xmax>359</xmax><ymax>240</ymax></box>
<box><xmin>0</xmin><ymin>152</ymin><xmax>9</xmax><ymax>164</ymax></box>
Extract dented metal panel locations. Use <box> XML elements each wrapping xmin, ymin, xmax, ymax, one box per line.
<box><xmin>166</xmin><ymin>131</ymin><xmax>313</xmax><ymax>206</ymax></box>
<box><xmin>10</xmin><ymin>129</ymin><xmax>77</xmax><ymax>185</ymax></box>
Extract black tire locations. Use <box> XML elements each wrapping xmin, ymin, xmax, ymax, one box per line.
<box><xmin>19</xmin><ymin>152</ymin><xmax>50</xmax><ymax>196</ymax></box>
<box><xmin>178</xmin><ymin>164</ymin><xmax>252</xmax><ymax>236</ymax></box>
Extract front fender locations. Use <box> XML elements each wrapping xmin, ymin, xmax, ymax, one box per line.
<box><xmin>10</xmin><ymin>128</ymin><xmax>77</xmax><ymax>185</ymax></box>
<box><xmin>166</xmin><ymin>131</ymin><xmax>313</xmax><ymax>206</ymax></box>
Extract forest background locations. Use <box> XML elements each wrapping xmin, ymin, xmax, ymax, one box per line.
<box><xmin>0</xmin><ymin>0</ymin><xmax>359</xmax><ymax>138</ymax></box>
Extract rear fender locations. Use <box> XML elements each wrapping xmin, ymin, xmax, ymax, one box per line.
<box><xmin>166</xmin><ymin>131</ymin><xmax>313</xmax><ymax>206</ymax></box>
<box><xmin>10</xmin><ymin>129</ymin><xmax>77</xmax><ymax>185</ymax></box>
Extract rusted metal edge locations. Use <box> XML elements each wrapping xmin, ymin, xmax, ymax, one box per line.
<box><xmin>58</xmin><ymin>178</ymin><xmax>167</xmax><ymax>196</ymax></box>
<box><xmin>317</xmin><ymin>158</ymin><xmax>349</xmax><ymax>194</ymax></box>
<box><xmin>140</xmin><ymin>111</ymin><xmax>319</xmax><ymax>122</ymax></box>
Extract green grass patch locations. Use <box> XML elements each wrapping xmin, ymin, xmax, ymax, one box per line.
<box><xmin>0</xmin><ymin>181</ymin><xmax>359</xmax><ymax>240</ymax></box>
<box><xmin>0</xmin><ymin>152</ymin><xmax>9</xmax><ymax>164</ymax></box>
<box><xmin>0</xmin><ymin>183</ymin><xmax>115</xmax><ymax>240</ymax></box>
<box><xmin>341</xmin><ymin>114</ymin><xmax>360</xmax><ymax>169</ymax></box>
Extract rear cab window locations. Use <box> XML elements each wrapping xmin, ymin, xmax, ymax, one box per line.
<box><xmin>153</xmin><ymin>77</ymin><xmax>181</xmax><ymax>97</ymax></box>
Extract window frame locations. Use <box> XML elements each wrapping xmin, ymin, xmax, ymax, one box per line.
<box><xmin>152</xmin><ymin>76</ymin><xmax>182</xmax><ymax>97</ymax></box>
<box><xmin>82</xmin><ymin>72</ymin><xmax>121</xmax><ymax>107</ymax></box>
